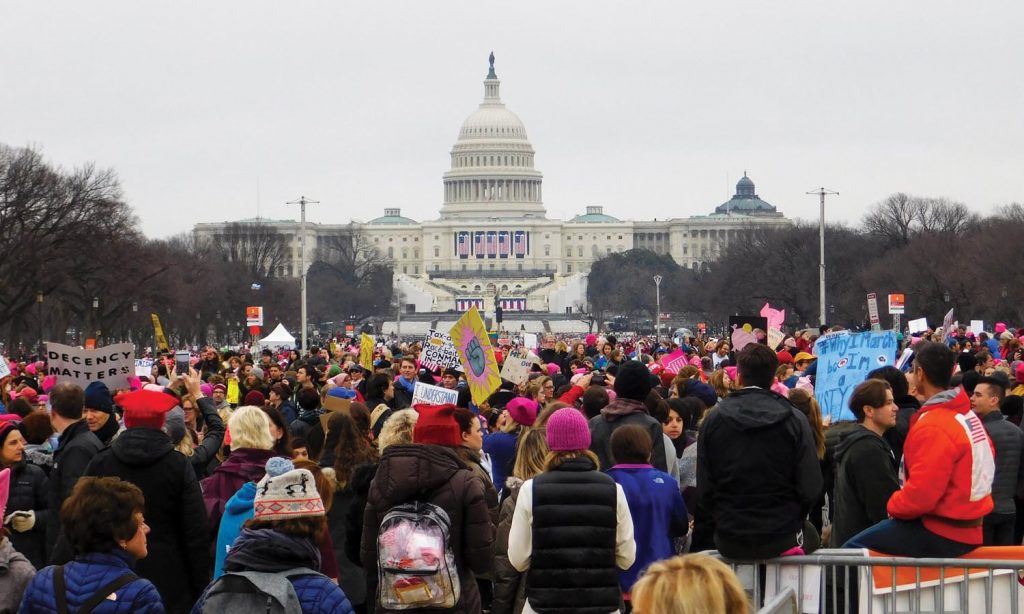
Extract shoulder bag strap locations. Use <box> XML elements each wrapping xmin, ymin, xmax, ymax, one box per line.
<box><xmin>54</xmin><ymin>565</ymin><xmax>68</xmax><ymax>614</ymax></box>
<box><xmin>77</xmin><ymin>573</ymin><xmax>138</xmax><ymax>614</ymax></box>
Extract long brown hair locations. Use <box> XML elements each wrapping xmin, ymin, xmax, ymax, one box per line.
<box><xmin>788</xmin><ymin>388</ymin><xmax>825</xmax><ymax>459</ymax></box>
<box><xmin>328</xmin><ymin>412</ymin><xmax>378</xmax><ymax>490</ymax></box>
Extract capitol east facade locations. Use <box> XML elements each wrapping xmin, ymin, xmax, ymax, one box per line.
<box><xmin>194</xmin><ymin>56</ymin><xmax>790</xmax><ymax>315</ymax></box>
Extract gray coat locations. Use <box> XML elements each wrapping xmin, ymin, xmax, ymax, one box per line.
<box><xmin>980</xmin><ymin>411</ymin><xmax>1024</xmax><ymax>515</ymax></box>
<box><xmin>0</xmin><ymin>537</ymin><xmax>35</xmax><ymax>614</ymax></box>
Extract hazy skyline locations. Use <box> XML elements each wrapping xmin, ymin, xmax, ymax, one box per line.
<box><xmin>3</xmin><ymin>1</ymin><xmax>1022</xmax><ymax>237</ymax></box>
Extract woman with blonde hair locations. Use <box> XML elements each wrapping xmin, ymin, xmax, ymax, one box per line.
<box><xmin>200</xmin><ymin>405</ymin><xmax>276</xmax><ymax>538</ymax></box>
<box><xmin>508</xmin><ymin>408</ymin><xmax>635</xmax><ymax>614</ymax></box>
<box><xmin>630</xmin><ymin>554</ymin><xmax>748</xmax><ymax>614</ymax></box>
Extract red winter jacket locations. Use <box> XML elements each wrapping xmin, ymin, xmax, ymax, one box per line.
<box><xmin>887</xmin><ymin>387</ymin><xmax>995</xmax><ymax>544</ymax></box>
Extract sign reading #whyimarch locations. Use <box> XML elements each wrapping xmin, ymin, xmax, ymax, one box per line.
<box><xmin>46</xmin><ymin>342</ymin><xmax>135</xmax><ymax>391</ymax></box>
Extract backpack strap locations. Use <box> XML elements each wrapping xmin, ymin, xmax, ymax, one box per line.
<box><xmin>77</xmin><ymin>572</ymin><xmax>138</xmax><ymax>614</ymax></box>
<box><xmin>54</xmin><ymin>565</ymin><xmax>68</xmax><ymax>614</ymax></box>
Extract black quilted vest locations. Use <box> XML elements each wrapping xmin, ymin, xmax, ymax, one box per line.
<box><xmin>526</xmin><ymin>456</ymin><xmax>621</xmax><ymax>614</ymax></box>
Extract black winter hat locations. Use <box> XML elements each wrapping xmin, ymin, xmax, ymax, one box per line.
<box><xmin>614</xmin><ymin>361</ymin><xmax>653</xmax><ymax>402</ymax></box>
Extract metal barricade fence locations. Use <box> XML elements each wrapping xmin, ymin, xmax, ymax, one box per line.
<box><xmin>711</xmin><ymin>548</ymin><xmax>1024</xmax><ymax>614</ymax></box>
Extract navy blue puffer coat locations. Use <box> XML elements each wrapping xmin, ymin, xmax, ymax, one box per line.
<box><xmin>18</xmin><ymin>550</ymin><xmax>164</xmax><ymax>613</ymax></box>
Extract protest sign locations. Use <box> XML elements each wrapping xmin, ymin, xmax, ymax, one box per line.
<box><xmin>46</xmin><ymin>342</ymin><xmax>135</xmax><ymax>390</ymax></box>
<box><xmin>359</xmin><ymin>333</ymin><xmax>374</xmax><ymax>371</ymax></box>
<box><xmin>970</xmin><ymin>320</ymin><xmax>985</xmax><ymax>335</ymax></box>
<box><xmin>941</xmin><ymin>308</ymin><xmax>955</xmax><ymax>342</ymax></box>
<box><xmin>421</xmin><ymin>329</ymin><xmax>462</xmax><ymax>371</ymax></box>
<box><xmin>134</xmin><ymin>359</ymin><xmax>154</xmax><ymax>377</ymax></box>
<box><xmin>523</xmin><ymin>333</ymin><xmax>538</xmax><ymax>350</ymax></box>
<box><xmin>908</xmin><ymin>317</ymin><xmax>929</xmax><ymax>334</ymax></box>
<box><xmin>500</xmin><ymin>356</ymin><xmax>533</xmax><ymax>385</ymax></box>
<box><xmin>412</xmin><ymin>381</ymin><xmax>460</xmax><ymax>406</ymax></box>
<box><xmin>151</xmin><ymin>314</ymin><xmax>170</xmax><ymax>353</ymax></box>
<box><xmin>659</xmin><ymin>349</ymin><xmax>688</xmax><ymax>374</ymax></box>
<box><xmin>867</xmin><ymin>293</ymin><xmax>881</xmax><ymax>331</ymax></box>
<box><xmin>759</xmin><ymin>303</ymin><xmax>785</xmax><ymax>331</ymax></box>
<box><xmin>0</xmin><ymin>360</ymin><xmax>10</xmax><ymax>379</ymax></box>
<box><xmin>449</xmin><ymin>306</ymin><xmax>501</xmax><ymax>406</ymax></box>
<box><xmin>814</xmin><ymin>330</ymin><xmax>898</xmax><ymax>423</ymax></box>
<box><xmin>728</xmin><ymin>316</ymin><xmax>768</xmax><ymax>353</ymax></box>
<box><xmin>767</xmin><ymin>328</ymin><xmax>786</xmax><ymax>351</ymax></box>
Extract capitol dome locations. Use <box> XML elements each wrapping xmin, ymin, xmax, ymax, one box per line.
<box><xmin>714</xmin><ymin>172</ymin><xmax>782</xmax><ymax>217</ymax></box>
<box><xmin>440</xmin><ymin>54</ymin><xmax>545</xmax><ymax>220</ymax></box>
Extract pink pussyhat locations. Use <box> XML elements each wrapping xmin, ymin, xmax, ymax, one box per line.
<box><xmin>996</xmin><ymin>322</ymin><xmax>1007</xmax><ymax>334</ymax></box>
<box><xmin>0</xmin><ymin>468</ymin><xmax>9</xmax><ymax>519</ymax></box>
<box><xmin>41</xmin><ymin>375</ymin><xmax>57</xmax><ymax>392</ymax></box>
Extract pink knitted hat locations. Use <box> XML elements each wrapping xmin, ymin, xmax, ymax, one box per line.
<box><xmin>546</xmin><ymin>407</ymin><xmax>591</xmax><ymax>452</ymax></box>
<box><xmin>506</xmin><ymin>397</ymin><xmax>538</xmax><ymax>427</ymax></box>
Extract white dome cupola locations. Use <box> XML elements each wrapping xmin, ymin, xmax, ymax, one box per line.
<box><xmin>440</xmin><ymin>53</ymin><xmax>545</xmax><ymax>220</ymax></box>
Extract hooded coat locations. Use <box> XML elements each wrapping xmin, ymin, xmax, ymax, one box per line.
<box><xmin>200</xmin><ymin>447</ymin><xmax>276</xmax><ymax>540</ymax></box>
<box><xmin>694</xmin><ymin>387</ymin><xmax>823</xmax><ymax>558</ymax></box>
<box><xmin>588</xmin><ymin>398</ymin><xmax>668</xmax><ymax>472</ymax></box>
<box><xmin>832</xmin><ymin>425</ymin><xmax>900</xmax><ymax>547</ymax></box>
<box><xmin>360</xmin><ymin>444</ymin><xmax>494</xmax><ymax>614</ymax></box>
<box><xmin>193</xmin><ymin>528</ymin><xmax>354</xmax><ymax>614</ymax></box>
<box><xmin>85</xmin><ymin>427</ymin><xmax>211</xmax><ymax>614</ymax></box>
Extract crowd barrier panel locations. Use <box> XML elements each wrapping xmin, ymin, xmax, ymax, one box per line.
<box><xmin>713</xmin><ymin>546</ymin><xmax>1024</xmax><ymax>614</ymax></box>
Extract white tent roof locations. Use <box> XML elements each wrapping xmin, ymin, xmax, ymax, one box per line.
<box><xmin>258</xmin><ymin>323</ymin><xmax>296</xmax><ymax>348</ymax></box>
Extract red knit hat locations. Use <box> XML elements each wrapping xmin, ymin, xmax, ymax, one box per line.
<box><xmin>412</xmin><ymin>403</ymin><xmax>462</xmax><ymax>448</ymax></box>
<box><xmin>116</xmin><ymin>390</ymin><xmax>179</xmax><ymax>430</ymax></box>
<box><xmin>776</xmin><ymin>350</ymin><xmax>794</xmax><ymax>365</ymax></box>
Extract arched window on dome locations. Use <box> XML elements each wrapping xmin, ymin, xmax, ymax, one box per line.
<box><xmin>501</xmin><ymin>285</ymin><xmax>508</xmax><ymax>292</ymax></box>
<box><xmin>474</xmin><ymin>285</ymin><xmax>481</xmax><ymax>292</ymax></box>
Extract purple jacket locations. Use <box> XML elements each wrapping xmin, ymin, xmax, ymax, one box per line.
<box><xmin>200</xmin><ymin>447</ymin><xmax>276</xmax><ymax>538</ymax></box>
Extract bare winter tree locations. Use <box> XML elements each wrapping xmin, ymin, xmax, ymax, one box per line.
<box><xmin>308</xmin><ymin>225</ymin><xmax>393</xmax><ymax>321</ymax></box>
<box><xmin>208</xmin><ymin>221</ymin><xmax>291</xmax><ymax>281</ymax></box>
<box><xmin>863</xmin><ymin>193</ymin><xmax>979</xmax><ymax>248</ymax></box>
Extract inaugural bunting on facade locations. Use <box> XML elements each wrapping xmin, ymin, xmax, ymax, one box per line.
<box><xmin>456</xmin><ymin>298</ymin><xmax>486</xmax><ymax>312</ymax></box>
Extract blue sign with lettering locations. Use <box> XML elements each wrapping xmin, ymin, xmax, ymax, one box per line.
<box><xmin>814</xmin><ymin>330</ymin><xmax>899</xmax><ymax>423</ymax></box>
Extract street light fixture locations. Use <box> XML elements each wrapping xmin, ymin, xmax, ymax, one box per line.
<box><xmin>943</xmin><ymin>290</ymin><xmax>951</xmax><ymax>304</ymax></box>
<box><xmin>653</xmin><ymin>275</ymin><xmax>663</xmax><ymax>343</ymax></box>
<box><xmin>36</xmin><ymin>292</ymin><xmax>43</xmax><ymax>357</ymax></box>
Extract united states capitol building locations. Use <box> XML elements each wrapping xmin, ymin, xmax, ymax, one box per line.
<box><xmin>194</xmin><ymin>55</ymin><xmax>789</xmax><ymax>316</ymax></box>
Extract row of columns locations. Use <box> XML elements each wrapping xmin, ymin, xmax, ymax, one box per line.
<box><xmin>445</xmin><ymin>179</ymin><xmax>541</xmax><ymax>203</ymax></box>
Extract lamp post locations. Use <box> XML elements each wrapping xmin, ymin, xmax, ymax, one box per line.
<box><xmin>92</xmin><ymin>297</ymin><xmax>99</xmax><ymax>344</ymax></box>
<box><xmin>131</xmin><ymin>302</ymin><xmax>138</xmax><ymax>344</ymax></box>
<box><xmin>807</xmin><ymin>187</ymin><xmax>838</xmax><ymax>327</ymax></box>
<box><xmin>36</xmin><ymin>292</ymin><xmax>43</xmax><ymax>358</ymax></box>
<box><xmin>653</xmin><ymin>275</ymin><xmax>663</xmax><ymax>343</ymax></box>
<box><xmin>287</xmin><ymin>196</ymin><xmax>319</xmax><ymax>353</ymax></box>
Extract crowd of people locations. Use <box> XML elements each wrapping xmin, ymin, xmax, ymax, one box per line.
<box><xmin>0</xmin><ymin>322</ymin><xmax>1021</xmax><ymax>613</ymax></box>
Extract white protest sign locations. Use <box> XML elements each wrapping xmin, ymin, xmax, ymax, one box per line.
<box><xmin>500</xmin><ymin>356</ymin><xmax>533</xmax><ymax>385</ymax></box>
<box><xmin>420</xmin><ymin>329</ymin><xmax>462</xmax><ymax>371</ymax></box>
<box><xmin>412</xmin><ymin>381</ymin><xmax>459</xmax><ymax>406</ymax></box>
<box><xmin>908</xmin><ymin>317</ymin><xmax>929</xmax><ymax>334</ymax></box>
<box><xmin>523</xmin><ymin>333</ymin><xmax>538</xmax><ymax>350</ymax></box>
<box><xmin>0</xmin><ymin>360</ymin><xmax>10</xmax><ymax>379</ymax></box>
<box><xmin>46</xmin><ymin>342</ymin><xmax>135</xmax><ymax>390</ymax></box>
<box><xmin>767</xmin><ymin>328</ymin><xmax>786</xmax><ymax>350</ymax></box>
<box><xmin>970</xmin><ymin>320</ymin><xmax>985</xmax><ymax>335</ymax></box>
<box><xmin>134</xmin><ymin>359</ymin><xmax>154</xmax><ymax>377</ymax></box>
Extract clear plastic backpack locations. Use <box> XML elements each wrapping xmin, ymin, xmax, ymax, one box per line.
<box><xmin>377</xmin><ymin>501</ymin><xmax>461</xmax><ymax>609</ymax></box>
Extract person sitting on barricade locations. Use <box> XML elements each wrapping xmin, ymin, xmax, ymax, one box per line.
<box><xmin>844</xmin><ymin>341</ymin><xmax>995</xmax><ymax>557</ymax></box>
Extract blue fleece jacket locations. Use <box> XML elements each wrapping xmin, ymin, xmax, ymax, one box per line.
<box><xmin>607</xmin><ymin>464</ymin><xmax>689</xmax><ymax>592</ymax></box>
<box><xmin>213</xmin><ymin>481</ymin><xmax>257</xmax><ymax>579</ymax></box>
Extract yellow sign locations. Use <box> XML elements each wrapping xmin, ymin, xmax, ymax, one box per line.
<box><xmin>359</xmin><ymin>333</ymin><xmax>374</xmax><ymax>371</ymax></box>
<box><xmin>449</xmin><ymin>306</ymin><xmax>501</xmax><ymax>406</ymax></box>
<box><xmin>151</xmin><ymin>314</ymin><xmax>170</xmax><ymax>353</ymax></box>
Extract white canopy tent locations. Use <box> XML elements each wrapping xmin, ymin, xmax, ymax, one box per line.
<box><xmin>257</xmin><ymin>323</ymin><xmax>296</xmax><ymax>349</ymax></box>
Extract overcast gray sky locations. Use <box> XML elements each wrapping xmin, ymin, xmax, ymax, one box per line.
<box><xmin>3</xmin><ymin>1</ymin><xmax>1022</xmax><ymax>237</ymax></box>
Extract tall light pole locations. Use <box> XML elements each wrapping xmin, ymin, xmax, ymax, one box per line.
<box><xmin>287</xmin><ymin>196</ymin><xmax>319</xmax><ymax>354</ymax></box>
<box><xmin>36</xmin><ymin>292</ymin><xmax>43</xmax><ymax>358</ymax></box>
<box><xmin>807</xmin><ymin>187</ymin><xmax>838</xmax><ymax>327</ymax></box>
<box><xmin>653</xmin><ymin>275</ymin><xmax>663</xmax><ymax>343</ymax></box>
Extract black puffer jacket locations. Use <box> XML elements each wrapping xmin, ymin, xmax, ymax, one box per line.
<box><xmin>832</xmin><ymin>425</ymin><xmax>900</xmax><ymax>547</ymax></box>
<box><xmin>86</xmin><ymin>427</ymin><xmax>211</xmax><ymax>614</ymax></box>
<box><xmin>2</xmin><ymin>459</ymin><xmax>48</xmax><ymax>568</ymax></box>
<box><xmin>694</xmin><ymin>387</ymin><xmax>823</xmax><ymax>559</ymax></box>
<box><xmin>360</xmin><ymin>444</ymin><xmax>494</xmax><ymax>614</ymax></box>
